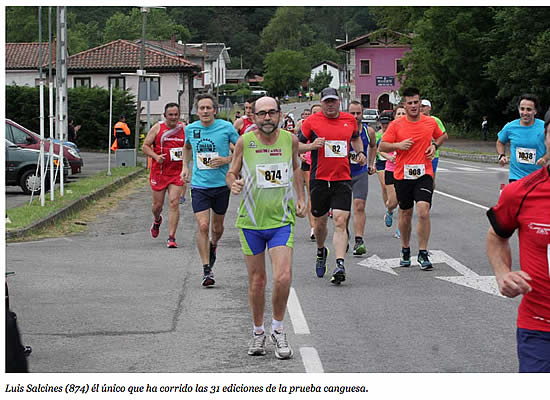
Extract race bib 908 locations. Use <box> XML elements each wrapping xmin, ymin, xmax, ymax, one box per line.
<box><xmin>404</xmin><ymin>163</ymin><xmax>425</xmax><ymax>180</ymax></box>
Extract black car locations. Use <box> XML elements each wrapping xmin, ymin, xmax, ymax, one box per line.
<box><xmin>5</xmin><ymin>139</ymin><xmax>70</xmax><ymax>195</ymax></box>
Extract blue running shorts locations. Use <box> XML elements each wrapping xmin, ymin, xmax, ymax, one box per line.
<box><xmin>517</xmin><ymin>328</ymin><xmax>550</xmax><ymax>373</ymax></box>
<box><xmin>239</xmin><ymin>224</ymin><xmax>294</xmax><ymax>256</ymax></box>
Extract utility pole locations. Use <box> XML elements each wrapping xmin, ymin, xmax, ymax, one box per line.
<box><xmin>134</xmin><ymin>7</ymin><xmax>149</xmax><ymax>165</ymax></box>
<box><xmin>56</xmin><ymin>6</ymin><xmax>67</xmax><ymax>196</ymax></box>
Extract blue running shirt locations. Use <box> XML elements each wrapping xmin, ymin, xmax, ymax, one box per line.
<box><xmin>498</xmin><ymin>119</ymin><xmax>546</xmax><ymax>181</ymax></box>
<box><xmin>185</xmin><ymin>119</ymin><xmax>239</xmax><ymax>188</ymax></box>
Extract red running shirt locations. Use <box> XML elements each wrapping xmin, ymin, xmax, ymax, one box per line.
<box><xmin>239</xmin><ymin>117</ymin><xmax>254</xmax><ymax>135</ymax></box>
<box><xmin>487</xmin><ymin>167</ymin><xmax>550</xmax><ymax>332</ymax></box>
<box><xmin>382</xmin><ymin>114</ymin><xmax>443</xmax><ymax>180</ymax></box>
<box><xmin>300</xmin><ymin>112</ymin><xmax>358</xmax><ymax>181</ymax></box>
<box><xmin>151</xmin><ymin>122</ymin><xmax>186</xmax><ymax>177</ymax></box>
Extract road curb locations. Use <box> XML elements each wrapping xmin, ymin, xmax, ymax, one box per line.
<box><xmin>440</xmin><ymin>150</ymin><xmax>498</xmax><ymax>163</ymax></box>
<box><xmin>6</xmin><ymin>167</ymin><xmax>145</xmax><ymax>241</ymax></box>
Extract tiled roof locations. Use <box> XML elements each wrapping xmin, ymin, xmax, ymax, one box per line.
<box><xmin>336</xmin><ymin>29</ymin><xmax>413</xmax><ymax>51</ymax></box>
<box><xmin>312</xmin><ymin>60</ymin><xmax>343</xmax><ymax>70</ymax></box>
<box><xmin>6</xmin><ymin>42</ymin><xmax>54</xmax><ymax>70</ymax></box>
<box><xmin>66</xmin><ymin>39</ymin><xmax>199</xmax><ymax>71</ymax></box>
<box><xmin>142</xmin><ymin>40</ymin><xmax>226</xmax><ymax>62</ymax></box>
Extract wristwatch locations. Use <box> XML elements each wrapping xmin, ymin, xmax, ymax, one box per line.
<box><xmin>498</xmin><ymin>153</ymin><xmax>506</xmax><ymax>160</ymax></box>
<box><xmin>433</xmin><ymin>143</ymin><xmax>439</xmax><ymax>150</ymax></box>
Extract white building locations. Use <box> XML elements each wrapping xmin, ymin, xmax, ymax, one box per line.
<box><xmin>310</xmin><ymin>60</ymin><xmax>343</xmax><ymax>90</ymax></box>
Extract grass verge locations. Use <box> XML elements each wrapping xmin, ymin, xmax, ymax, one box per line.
<box><xmin>6</xmin><ymin>167</ymin><xmax>142</xmax><ymax>232</ymax></box>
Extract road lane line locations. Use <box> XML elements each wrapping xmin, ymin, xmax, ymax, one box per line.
<box><xmin>434</xmin><ymin>190</ymin><xmax>489</xmax><ymax>211</ymax></box>
<box><xmin>300</xmin><ymin>347</ymin><xmax>324</xmax><ymax>373</ymax></box>
<box><xmin>455</xmin><ymin>167</ymin><xmax>483</xmax><ymax>172</ymax></box>
<box><xmin>287</xmin><ymin>287</ymin><xmax>310</xmax><ymax>334</ymax></box>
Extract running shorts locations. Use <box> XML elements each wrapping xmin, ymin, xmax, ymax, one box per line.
<box><xmin>301</xmin><ymin>160</ymin><xmax>311</xmax><ymax>172</ymax></box>
<box><xmin>310</xmin><ymin>179</ymin><xmax>352</xmax><ymax>217</ymax></box>
<box><xmin>150</xmin><ymin>172</ymin><xmax>184</xmax><ymax>191</ymax></box>
<box><xmin>191</xmin><ymin>186</ymin><xmax>231</xmax><ymax>215</ymax></box>
<box><xmin>239</xmin><ymin>224</ymin><xmax>294</xmax><ymax>256</ymax></box>
<box><xmin>376</xmin><ymin>159</ymin><xmax>387</xmax><ymax>172</ymax></box>
<box><xmin>351</xmin><ymin>171</ymin><xmax>369</xmax><ymax>201</ymax></box>
<box><xmin>394</xmin><ymin>175</ymin><xmax>434</xmax><ymax>210</ymax></box>
<box><xmin>517</xmin><ymin>328</ymin><xmax>550</xmax><ymax>373</ymax></box>
<box><xmin>385</xmin><ymin>170</ymin><xmax>395</xmax><ymax>186</ymax></box>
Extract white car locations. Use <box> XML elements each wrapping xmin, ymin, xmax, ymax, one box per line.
<box><xmin>362</xmin><ymin>108</ymin><xmax>379</xmax><ymax>123</ymax></box>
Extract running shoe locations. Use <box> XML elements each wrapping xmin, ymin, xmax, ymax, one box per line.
<box><xmin>400</xmin><ymin>248</ymin><xmax>411</xmax><ymax>267</ymax></box>
<box><xmin>271</xmin><ymin>331</ymin><xmax>293</xmax><ymax>359</ymax></box>
<box><xmin>394</xmin><ymin>228</ymin><xmax>401</xmax><ymax>239</ymax></box>
<box><xmin>179</xmin><ymin>196</ymin><xmax>186</xmax><ymax>205</ymax></box>
<box><xmin>417</xmin><ymin>251</ymin><xmax>433</xmax><ymax>271</ymax></box>
<box><xmin>353</xmin><ymin>241</ymin><xmax>366</xmax><ymax>255</ymax></box>
<box><xmin>315</xmin><ymin>247</ymin><xmax>329</xmax><ymax>278</ymax></box>
<box><xmin>202</xmin><ymin>267</ymin><xmax>215</xmax><ymax>287</ymax></box>
<box><xmin>247</xmin><ymin>332</ymin><xmax>267</xmax><ymax>356</ymax></box>
<box><xmin>384</xmin><ymin>210</ymin><xmax>393</xmax><ymax>227</ymax></box>
<box><xmin>150</xmin><ymin>215</ymin><xmax>162</xmax><ymax>238</ymax></box>
<box><xmin>209</xmin><ymin>242</ymin><xmax>217</xmax><ymax>268</ymax></box>
<box><xmin>330</xmin><ymin>265</ymin><xmax>346</xmax><ymax>285</ymax></box>
<box><xmin>310</xmin><ymin>228</ymin><xmax>315</xmax><ymax>241</ymax></box>
<box><xmin>167</xmin><ymin>237</ymin><xmax>177</xmax><ymax>248</ymax></box>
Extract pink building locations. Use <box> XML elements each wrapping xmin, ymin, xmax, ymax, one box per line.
<box><xmin>337</xmin><ymin>29</ymin><xmax>412</xmax><ymax>112</ymax></box>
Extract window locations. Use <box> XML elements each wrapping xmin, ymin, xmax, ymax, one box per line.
<box><xmin>360</xmin><ymin>60</ymin><xmax>371</xmax><ymax>75</ymax></box>
<box><xmin>361</xmin><ymin>94</ymin><xmax>371</xmax><ymax>109</ymax></box>
<box><xmin>396</xmin><ymin>59</ymin><xmax>404</xmax><ymax>74</ymax></box>
<box><xmin>108</xmin><ymin>76</ymin><xmax>126</xmax><ymax>89</ymax></box>
<box><xmin>9</xmin><ymin>124</ymin><xmax>34</xmax><ymax>145</ymax></box>
<box><xmin>74</xmin><ymin>77</ymin><xmax>91</xmax><ymax>88</ymax></box>
<box><xmin>141</xmin><ymin>77</ymin><xmax>161</xmax><ymax>96</ymax></box>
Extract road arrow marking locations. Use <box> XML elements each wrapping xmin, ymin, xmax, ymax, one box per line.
<box><xmin>357</xmin><ymin>250</ymin><xmax>503</xmax><ymax>297</ymax></box>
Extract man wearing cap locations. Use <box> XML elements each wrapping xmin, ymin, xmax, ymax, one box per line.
<box><xmin>379</xmin><ymin>87</ymin><xmax>447</xmax><ymax>270</ymax></box>
<box><xmin>298</xmin><ymin>87</ymin><xmax>367</xmax><ymax>284</ymax></box>
<box><xmin>420</xmin><ymin>99</ymin><xmax>446</xmax><ymax>189</ymax></box>
<box><xmin>486</xmin><ymin>107</ymin><xmax>550</xmax><ymax>372</ymax></box>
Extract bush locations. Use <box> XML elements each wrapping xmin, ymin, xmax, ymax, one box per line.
<box><xmin>6</xmin><ymin>85</ymin><xmax>136</xmax><ymax>150</ymax></box>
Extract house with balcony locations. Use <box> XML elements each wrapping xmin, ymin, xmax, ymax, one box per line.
<box><xmin>336</xmin><ymin>29</ymin><xmax>412</xmax><ymax>111</ymax></box>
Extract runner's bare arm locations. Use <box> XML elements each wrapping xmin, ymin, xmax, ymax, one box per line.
<box><xmin>292</xmin><ymin>135</ymin><xmax>306</xmax><ymax>217</ymax></box>
<box><xmin>226</xmin><ymin>137</ymin><xmax>244</xmax><ymax>194</ymax></box>
<box><xmin>233</xmin><ymin>118</ymin><xmax>243</xmax><ymax>133</ymax></box>
<box><xmin>496</xmin><ymin>138</ymin><xmax>508</xmax><ymax>166</ymax></box>
<box><xmin>142</xmin><ymin>123</ymin><xmax>164</xmax><ymax>162</ymax></box>
<box><xmin>367</xmin><ymin>126</ymin><xmax>377</xmax><ymax>173</ymax></box>
<box><xmin>350</xmin><ymin>135</ymin><xmax>367</xmax><ymax>166</ymax></box>
<box><xmin>180</xmin><ymin>143</ymin><xmax>193</xmax><ymax>182</ymax></box>
<box><xmin>486</xmin><ymin>227</ymin><xmax>532</xmax><ymax>298</ymax></box>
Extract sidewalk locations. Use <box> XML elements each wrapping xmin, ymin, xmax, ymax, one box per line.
<box><xmin>441</xmin><ymin>137</ymin><xmax>498</xmax><ymax>163</ymax></box>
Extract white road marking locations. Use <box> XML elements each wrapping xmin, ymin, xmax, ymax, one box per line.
<box><xmin>287</xmin><ymin>287</ymin><xmax>310</xmax><ymax>334</ymax></box>
<box><xmin>439</xmin><ymin>159</ymin><xmax>489</xmax><ymax>167</ymax></box>
<box><xmin>434</xmin><ymin>190</ymin><xmax>489</xmax><ymax>211</ymax></box>
<box><xmin>299</xmin><ymin>347</ymin><xmax>324</xmax><ymax>373</ymax></box>
<box><xmin>455</xmin><ymin>167</ymin><xmax>483</xmax><ymax>172</ymax></box>
<box><xmin>358</xmin><ymin>250</ymin><xmax>503</xmax><ymax>297</ymax></box>
<box><xmin>435</xmin><ymin>167</ymin><xmax>449</xmax><ymax>171</ymax></box>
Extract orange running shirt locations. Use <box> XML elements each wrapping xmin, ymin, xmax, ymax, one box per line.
<box><xmin>382</xmin><ymin>114</ymin><xmax>444</xmax><ymax>180</ymax></box>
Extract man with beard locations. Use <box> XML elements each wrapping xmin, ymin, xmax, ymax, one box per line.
<box><xmin>226</xmin><ymin>96</ymin><xmax>306</xmax><ymax>359</ymax></box>
<box><xmin>182</xmin><ymin>94</ymin><xmax>239</xmax><ymax>286</ymax></box>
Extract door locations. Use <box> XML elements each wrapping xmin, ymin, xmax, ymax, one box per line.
<box><xmin>378</xmin><ymin>93</ymin><xmax>391</xmax><ymax>112</ymax></box>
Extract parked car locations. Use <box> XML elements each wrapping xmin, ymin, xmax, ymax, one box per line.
<box><xmin>5</xmin><ymin>139</ymin><xmax>70</xmax><ymax>195</ymax></box>
<box><xmin>362</xmin><ymin>108</ymin><xmax>380</xmax><ymax>123</ymax></box>
<box><xmin>5</xmin><ymin>119</ymin><xmax>83</xmax><ymax>174</ymax></box>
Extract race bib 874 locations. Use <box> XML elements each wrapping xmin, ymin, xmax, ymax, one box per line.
<box><xmin>256</xmin><ymin>163</ymin><xmax>289</xmax><ymax>188</ymax></box>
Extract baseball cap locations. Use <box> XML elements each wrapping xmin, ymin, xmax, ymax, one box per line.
<box><xmin>421</xmin><ymin>99</ymin><xmax>431</xmax><ymax>108</ymax></box>
<box><xmin>320</xmin><ymin>87</ymin><xmax>339</xmax><ymax>102</ymax></box>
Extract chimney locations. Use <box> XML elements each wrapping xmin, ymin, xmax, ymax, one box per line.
<box><xmin>171</xmin><ymin>35</ymin><xmax>175</xmax><ymax>47</ymax></box>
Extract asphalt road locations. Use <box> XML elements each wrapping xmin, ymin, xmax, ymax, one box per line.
<box><xmin>6</xmin><ymin>157</ymin><xmax>525</xmax><ymax>373</ymax></box>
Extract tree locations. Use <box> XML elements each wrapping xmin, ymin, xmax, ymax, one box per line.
<box><xmin>260</xmin><ymin>7</ymin><xmax>314</xmax><ymax>51</ymax></box>
<box><xmin>310</xmin><ymin>71</ymin><xmax>333</xmax><ymax>93</ymax></box>
<box><xmin>103</xmin><ymin>8</ymin><xmax>190</xmax><ymax>43</ymax></box>
<box><xmin>303</xmin><ymin>43</ymin><xmax>344</xmax><ymax>68</ymax></box>
<box><xmin>262</xmin><ymin>50</ymin><xmax>310</xmax><ymax>96</ymax></box>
